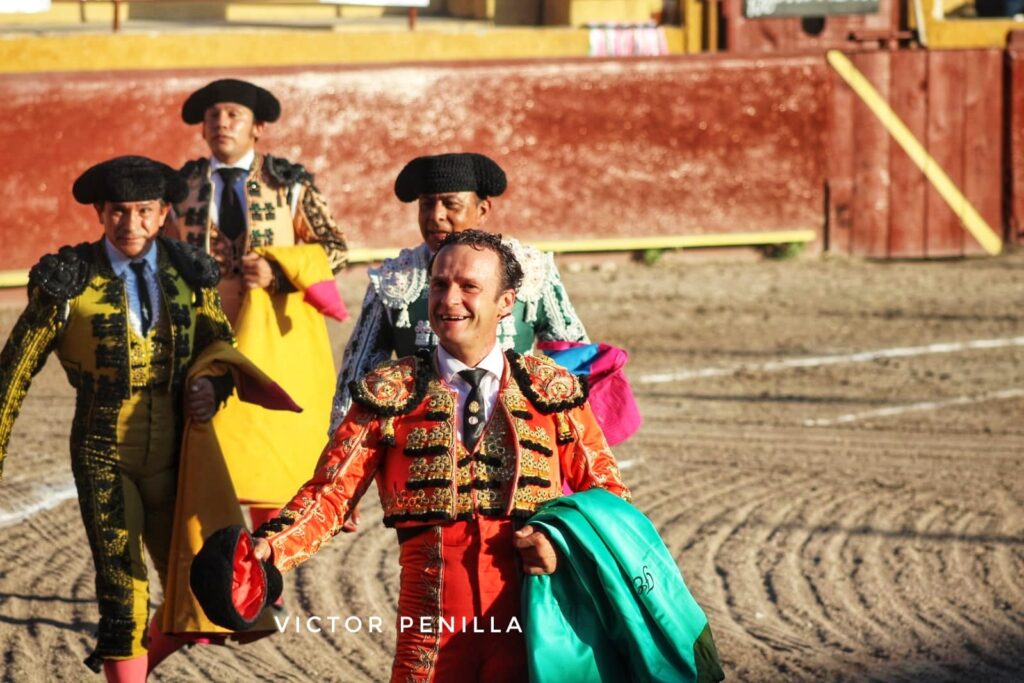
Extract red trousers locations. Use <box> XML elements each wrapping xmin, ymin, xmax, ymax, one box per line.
<box><xmin>391</xmin><ymin>518</ymin><xmax>527</xmax><ymax>683</ymax></box>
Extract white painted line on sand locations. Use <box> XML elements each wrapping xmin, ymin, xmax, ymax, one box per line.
<box><xmin>638</xmin><ymin>336</ymin><xmax>1024</xmax><ymax>385</ymax></box>
<box><xmin>0</xmin><ymin>481</ymin><xmax>77</xmax><ymax>528</ymax></box>
<box><xmin>803</xmin><ymin>388</ymin><xmax>1024</xmax><ymax>427</ymax></box>
<box><xmin>617</xmin><ymin>458</ymin><xmax>640</xmax><ymax>470</ymax></box>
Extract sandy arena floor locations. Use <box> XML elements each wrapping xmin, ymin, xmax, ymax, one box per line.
<box><xmin>1</xmin><ymin>250</ymin><xmax>1022</xmax><ymax>682</ymax></box>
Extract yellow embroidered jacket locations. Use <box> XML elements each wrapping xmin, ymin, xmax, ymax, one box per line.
<box><xmin>0</xmin><ymin>238</ymin><xmax>234</xmax><ymax>478</ymax></box>
<box><xmin>169</xmin><ymin>153</ymin><xmax>347</xmax><ymax>321</ymax></box>
<box><xmin>260</xmin><ymin>350</ymin><xmax>631</xmax><ymax>572</ymax></box>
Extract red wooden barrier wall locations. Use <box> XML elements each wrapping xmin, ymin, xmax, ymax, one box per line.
<box><xmin>827</xmin><ymin>48</ymin><xmax>1004</xmax><ymax>258</ymax></box>
<box><xmin>0</xmin><ymin>56</ymin><xmax>831</xmax><ymax>271</ymax></box>
<box><xmin>0</xmin><ymin>49</ymin><xmax>1011</xmax><ymax>270</ymax></box>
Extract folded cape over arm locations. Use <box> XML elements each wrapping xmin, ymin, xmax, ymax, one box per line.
<box><xmin>162</xmin><ymin>341</ymin><xmax>300</xmax><ymax>638</ymax></box>
<box><xmin>536</xmin><ymin>341</ymin><xmax>642</xmax><ymax>446</ymax></box>
<box><xmin>523</xmin><ymin>488</ymin><xmax>724</xmax><ymax>683</ymax></box>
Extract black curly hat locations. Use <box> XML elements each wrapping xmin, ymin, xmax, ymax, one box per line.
<box><xmin>394</xmin><ymin>153</ymin><xmax>507</xmax><ymax>203</ymax></box>
<box><xmin>72</xmin><ymin>156</ymin><xmax>188</xmax><ymax>205</ymax></box>
<box><xmin>182</xmin><ymin>78</ymin><xmax>281</xmax><ymax>124</ymax></box>
<box><xmin>189</xmin><ymin>525</ymin><xmax>283</xmax><ymax>631</ymax></box>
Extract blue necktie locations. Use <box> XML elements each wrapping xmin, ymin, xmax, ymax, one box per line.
<box><xmin>129</xmin><ymin>261</ymin><xmax>152</xmax><ymax>335</ymax></box>
<box><xmin>216</xmin><ymin>167</ymin><xmax>247</xmax><ymax>240</ymax></box>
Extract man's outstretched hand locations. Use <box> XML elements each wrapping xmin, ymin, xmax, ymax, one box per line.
<box><xmin>514</xmin><ymin>525</ymin><xmax>558</xmax><ymax>575</ymax></box>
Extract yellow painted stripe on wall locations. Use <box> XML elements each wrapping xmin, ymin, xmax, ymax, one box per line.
<box><xmin>530</xmin><ymin>230</ymin><xmax>817</xmax><ymax>253</ymax></box>
<box><xmin>0</xmin><ymin>27</ymin><xmax>684</xmax><ymax>74</ymax></box>
<box><xmin>826</xmin><ymin>50</ymin><xmax>1002</xmax><ymax>256</ymax></box>
<box><xmin>0</xmin><ymin>271</ymin><xmax>29</xmax><ymax>288</ymax></box>
<box><xmin>0</xmin><ymin>229</ymin><xmax>816</xmax><ymax>289</ymax></box>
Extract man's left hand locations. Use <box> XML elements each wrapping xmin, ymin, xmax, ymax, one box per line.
<box><xmin>187</xmin><ymin>378</ymin><xmax>217</xmax><ymax>422</ymax></box>
<box><xmin>241</xmin><ymin>252</ymin><xmax>274</xmax><ymax>290</ymax></box>
<box><xmin>514</xmin><ymin>524</ymin><xmax>558</xmax><ymax>575</ymax></box>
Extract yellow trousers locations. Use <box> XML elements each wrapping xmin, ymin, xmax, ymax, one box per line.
<box><xmin>74</xmin><ymin>387</ymin><xmax>177</xmax><ymax>664</ymax></box>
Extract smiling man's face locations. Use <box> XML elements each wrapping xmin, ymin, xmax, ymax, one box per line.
<box><xmin>427</xmin><ymin>243</ymin><xmax>515</xmax><ymax>367</ymax></box>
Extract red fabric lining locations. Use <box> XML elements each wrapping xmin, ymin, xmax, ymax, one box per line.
<box><xmin>233</xmin><ymin>375</ymin><xmax>303</xmax><ymax>412</ymax></box>
<box><xmin>230</xmin><ymin>533</ymin><xmax>265</xmax><ymax>622</ymax></box>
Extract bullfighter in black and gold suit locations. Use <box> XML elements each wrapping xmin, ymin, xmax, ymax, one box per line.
<box><xmin>0</xmin><ymin>157</ymin><xmax>235</xmax><ymax>681</ymax></box>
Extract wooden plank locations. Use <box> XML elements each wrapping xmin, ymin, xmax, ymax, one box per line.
<box><xmin>925</xmin><ymin>50</ymin><xmax>967</xmax><ymax>257</ymax></box>
<box><xmin>1010</xmin><ymin>36</ymin><xmax>1024</xmax><ymax>245</ymax></box>
<box><xmin>827</xmin><ymin>59</ymin><xmax>856</xmax><ymax>255</ymax></box>
<box><xmin>961</xmin><ymin>49</ymin><xmax>1004</xmax><ymax>254</ymax></box>
<box><xmin>887</xmin><ymin>49</ymin><xmax>928</xmax><ymax>258</ymax></box>
<box><xmin>850</xmin><ymin>50</ymin><xmax>891</xmax><ymax>258</ymax></box>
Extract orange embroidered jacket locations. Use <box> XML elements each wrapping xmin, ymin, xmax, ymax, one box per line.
<box><xmin>262</xmin><ymin>350</ymin><xmax>630</xmax><ymax>572</ymax></box>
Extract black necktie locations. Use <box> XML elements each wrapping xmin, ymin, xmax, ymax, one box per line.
<box><xmin>458</xmin><ymin>368</ymin><xmax>488</xmax><ymax>452</ymax></box>
<box><xmin>216</xmin><ymin>167</ymin><xmax>247</xmax><ymax>240</ymax></box>
<box><xmin>129</xmin><ymin>261</ymin><xmax>152</xmax><ymax>336</ymax></box>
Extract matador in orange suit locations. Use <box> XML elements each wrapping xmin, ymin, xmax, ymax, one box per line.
<box><xmin>251</xmin><ymin>230</ymin><xmax>630</xmax><ymax>682</ymax></box>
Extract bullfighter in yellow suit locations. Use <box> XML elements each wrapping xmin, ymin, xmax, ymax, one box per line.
<box><xmin>167</xmin><ymin>79</ymin><xmax>350</xmax><ymax>530</ymax></box>
<box><xmin>0</xmin><ymin>157</ymin><xmax>238</xmax><ymax>681</ymax></box>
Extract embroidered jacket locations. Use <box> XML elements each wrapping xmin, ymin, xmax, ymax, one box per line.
<box><xmin>0</xmin><ymin>238</ymin><xmax>234</xmax><ymax>478</ymax></box>
<box><xmin>169</xmin><ymin>153</ymin><xmax>348</xmax><ymax>320</ymax></box>
<box><xmin>330</xmin><ymin>238</ymin><xmax>588</xmax><ymax>433</ymax></box>
<box><xmin>262</xmin><ymin>350</ymin><xmax>629</xmax><ymax>572</ymax></box>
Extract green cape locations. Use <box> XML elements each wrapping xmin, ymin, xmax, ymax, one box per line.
<box><xmin>523</xmin><ymin>489</ymin><xmax>725</xmax><ymax>683</ymax></box>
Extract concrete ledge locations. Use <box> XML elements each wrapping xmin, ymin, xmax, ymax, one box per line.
<box><xmin>0</xmin><ymin>25</ymin><xmax>684</xmax><ymax>73</ymax></box>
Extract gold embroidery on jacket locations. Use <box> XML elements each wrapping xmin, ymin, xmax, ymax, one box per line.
<box><xmin>512</xmin><ymin>484</ymin><xmax>559</xmax><ymax>511</ymax></box>
<box><xmin>127</xmin><ymin>316</ymin><xmax>172</xmax><ymax>390</ymax></box>
<box><xmin>353</xmin><ymin>357</ymin><xmax>420</xmax><ymax>413</ymax></box>
<box><xmin>511</xmin><ymin>352</ymin><xmax>586</xmax><ymax>411</ymax></box>
<box><xmin>381</xmin><ymin>487</ymin><xmax>455</xmax><ymax>523</ymax></box>
<box><xmin>404</xmin><ymin>423</ymin><xmax>453</xmax><ymax>455</ymax></box>
<box><xmin>407</xmin><ymin>450</ymin><xmax>455</xmax><ymax>489</ymax></box>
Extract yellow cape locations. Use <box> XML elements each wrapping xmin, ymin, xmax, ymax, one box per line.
<box><xmin>213</xmin><ymin>244</ymin><xmax>343</xmax><ymax>506</ymax></box>
<box><xmin>162</xmin><ymin>341</ymin><xmax>300</xmax><ymax>637</ymax></box>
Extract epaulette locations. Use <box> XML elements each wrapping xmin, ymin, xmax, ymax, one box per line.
<box><xmin>263</xmin><ymin>154</ymin><xmax>316</xmax><ymax>190</ymax></box>
<box><xmin>160</xmin><ymin>237</ymin><xmax>220</xmax><ymax>288</ymax></box>
<box><xmin>178</xmin><ymin>158</ymin><xmax>208</xmax><ymax>180</ymax></box>
<box><xmin>27</xmin><ymin>242</ymin><xmax>94</xmax><ymax>301</ymax></box>
<box><xmin>349</xmin><ymin>349</ymin><xmax>432</xmax><ymax>417</ymax></box>
<box><xmin>507</xmin><ymin>350</ymin><xmax>588</xmax><ymax>415</ymax></box>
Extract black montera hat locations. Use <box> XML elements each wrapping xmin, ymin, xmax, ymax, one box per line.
<box><xmin>181</xmin><ymin>78</ymin><xmax>281</xmax><ymax>124</ymax></box>
<box><xmin>394</xmin><ymin>153</ymin><xmax>507</xmax><ymax>203</ymax></box>
<box><xmin>189</xmin><ymin>525</ymin><xmax>283</xmax><ymax>631</ymax></box>
<box><xmin>72</xmin><ymin>156</ymin><xmax>187</xmax><ymax>205</ymax></box>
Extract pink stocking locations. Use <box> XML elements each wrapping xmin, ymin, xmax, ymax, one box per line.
<box><xmin>103</xmin><ymin>655</ymin><xmax>147</xmax><ymax>683</ymax></box>
<box><xmin>146</xmin><ymin>617</ymin><xmax>185</xmax><ymax>674</ymax></box>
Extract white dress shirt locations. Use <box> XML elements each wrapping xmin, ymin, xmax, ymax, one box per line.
<box><xmin>436</xmin><ymin>342</ymin><xmax>505</xmax><ymax>446</ymax></box>
<box><xmin>103</xmin><ymin>237</ymin><xmax>161</xmax><ymax>337</ymax></box>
